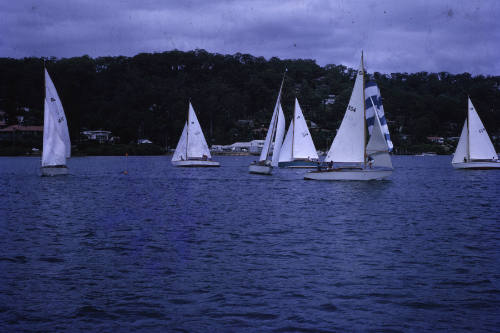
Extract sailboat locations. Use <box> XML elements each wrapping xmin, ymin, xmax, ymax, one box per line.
<box><xmin>41</xmin><ymin>68</ymin><xmax>71</xmax><ymax>176</ymax></box>
<box><xmin>305</xmin><ymin>53</ymin><xmax>393</xmax><ymax>181</ymax></box>
<box><xmin>278</xmin><ymin>98</ymin><xmax>319</xmax><ymax>168</ymax></box>
<box><xmin>452</xmin><ymin>97</ymin><xmax>499</xmax><ymax>169</ymax></box>
<box><xmin>171</xmin><ymin>102</ymin><xmax>220</xmax><ymax>167</ymax></box>
<box><xmin>249</xmin><ymin>72</ymin><xmax>286</xmax><ymax>175</ymax></box>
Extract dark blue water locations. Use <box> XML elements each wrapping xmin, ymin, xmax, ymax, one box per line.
<box><xmin>0</xmin><ymin>155</ymin><xmax>499</xmax><ymax>332</ymax></box>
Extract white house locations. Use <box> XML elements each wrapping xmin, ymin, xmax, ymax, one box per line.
<box><xmin>81</xmin><ymin>130</ymin><xmax>112</xmax><ymax>143</ymax></box>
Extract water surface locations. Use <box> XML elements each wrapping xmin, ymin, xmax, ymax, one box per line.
<box><xmin>0</xmin><ymin>155</ymin><xmax>499</xmax><ymax>332</ymax></box>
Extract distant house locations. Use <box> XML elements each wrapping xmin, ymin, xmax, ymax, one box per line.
<box><xmin>323</xmin><ymin>94</ymin><xmax>336</xmax><ymax>105</ymax></box>
<box><xmin>236</xmin><ymin>119</ymin><xmax>254</xmax><ymax>127</ymax></box>
<box><xmin>211</xmin><ymin>140</ymin><xmax>266</xmax><ymax>154</ymax></box>
<box><xmin>427</xmin><ymin>136</ymin><xmax>444</xmax><ymax>144</ymax></box>
<box><xmin>81</xmin><ymin>130</ymin><xmax>112</xmax><ymax>143</ymax></box>
<box><xmin>0</xmin><ymin>111</ymin><xmax>6</xmax><ymax>128</ymax></box>
<box><xmin>0</xmin><ymin>125</ymin><xmax>43</xmax><ymax>143</ymax></box>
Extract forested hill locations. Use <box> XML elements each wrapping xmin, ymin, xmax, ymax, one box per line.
<box><xmin>1</xmin><ymin>49</ymin><xmax>499</xmax><ymax>151</ymax></box>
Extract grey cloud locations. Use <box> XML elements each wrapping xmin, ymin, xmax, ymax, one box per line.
<box><xmin>1</xmin><ymin>0</ymin><xmax>499</xmax><ymax>75</ymax></box>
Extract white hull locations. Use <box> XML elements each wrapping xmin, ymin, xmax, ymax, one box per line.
<box><xmin>452</xmin><ymin>161</ymin><xmax>500</xmax><ymax>170</ymax></box>
<box><xmin>248</xmin><ymin>164</ymin><xmax>272</xmax><ymax>175</ymax></box>
<box><xmin>41</xmin><ymin>166</ymin><xmax>69</xmax><ymax>176</ymax></box>
<box><xmin>172</xmin><ymin>160</ymin><xmax>220</xmax><ymax>167</ymax></box>
<box><xmin>304</xmin><ymin>168</ymin><xmax>392</xmax><ymax>181</ymax></box>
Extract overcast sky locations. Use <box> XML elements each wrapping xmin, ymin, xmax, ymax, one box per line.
<box><xmin>1</xmin><ymin>0</ymin><xmax>499</xmax><ymax>75</ymax></box>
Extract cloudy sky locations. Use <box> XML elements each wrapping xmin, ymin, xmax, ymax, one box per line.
<box><xmin>1</xmin><ymin>0</ymin><xmax>499</xmax><ymax>74</ymax></box>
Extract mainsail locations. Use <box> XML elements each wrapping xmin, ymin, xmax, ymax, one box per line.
<box><xmin>279</xmin><ymin>98</ymin><xmax>318</xmax><ymax>162</ymax></box>
<box><xmin>292</xmin><ymin>98</ymin><xmax>318</xmax><ymax>160</ymax></box>
<box><xmin>325</xmin><ymin>58</ymin><xmax>365</xmax><ymax>163</ymax></box>
<box><xmin>467</xmin><ymin>98</ymin><xmax>497</xmax><ymax>161</ymax></box>
<box><xmin>42</xmin><ymin>69</ymin><xmax>71</xmax><ymax>167</ymax></box>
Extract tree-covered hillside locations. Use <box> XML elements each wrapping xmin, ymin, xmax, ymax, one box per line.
<box><xmin>1</xmin><ymin>49</ymin><xmax>499</xmax><ymax>152</ymax></box>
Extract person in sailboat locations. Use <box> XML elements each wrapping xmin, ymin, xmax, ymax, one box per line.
<box><xmin>368</xmin><ymin>156</ymin><xmax>374</xmax><ymax>169</ymax></box>
<box><xmin>328</xmin><ymin>160</ymin><xmax>333</xmax><ymax>170</ymax></box>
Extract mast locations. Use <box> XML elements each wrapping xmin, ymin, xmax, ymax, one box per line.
<box><xmin>466</xmin><ymin>97</ymin><xmax>470</xmax><ymax>161</ymax></box>
<box><xmin>362</xmin><ymin>51</ymin><xmax>367</xmax><ymax>167</ymax></box>
<box><xmin>265</xmin><ymin>70</ymin><xmax>287</xmax><ymax>161</ymax></box>
<box><xmin>186</xmin><ymin>101</ymin><xmax>190</xmax><ymax>159</ymax></box>
<box><xmin>291</xmin><ymin>99</ymin><xmax>295</xmax><ymax>160</ymax></box>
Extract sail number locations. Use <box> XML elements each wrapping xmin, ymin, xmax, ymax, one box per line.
<box><xmin>478</xmin><ymin>128</ymin><xmax>486</xmax><ymax>134</ymax></box>
<box><xmin>347</xmin><ymin>105</ymin><xmax>356</xmax><ymax>112</ymax></box>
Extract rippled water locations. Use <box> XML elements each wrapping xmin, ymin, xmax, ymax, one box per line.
<box><xmin>0</xmin><ymin>155</ymin><xmax>499</xmax><ymax>332</ymax></box>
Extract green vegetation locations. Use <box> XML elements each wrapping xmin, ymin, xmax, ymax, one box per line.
<box><xmin>1</xmin><ymin>50</ymin><xmax>499</xmax><ymax>154</ymax></box>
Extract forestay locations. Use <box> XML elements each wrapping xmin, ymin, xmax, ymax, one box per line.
<box><xmin>467</xmin><ymin>98</ymin><xmax>497</xmax><ymax>161</ymax></box>
<box><xmin>42</xmin><ymin>69</ymin><xmax>71</xmax><ymax>167</ymax></box>
<box><xmin>325</xmin><ymin>59</ymin><xmax>365</xmax><ymax>163</ymax></box>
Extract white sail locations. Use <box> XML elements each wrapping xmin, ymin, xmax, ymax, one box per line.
<box><xmin>325</xmin><ymin>59</ymin><xmax>365</xmax><ymax>163</ymax></box>
<box><xmin>186</xmin><ymin>102</ymin><xmax>211</xmax><ymax>159</ymax></box>
<box><xmin>259</xmin><ymin>108</ymin><xmax>277</xmax><ymax>161</ymax></box>
<box><xmin>278</xmin><ymin>121</ymin><xmax>293</xmax><ymax>163</ymax></box>
<box><xmin>467</xmin><ymin>98</ymin><xmax>497</xmax><ymax>161</ymax></box>
<box><xmin>172</xmin><ymin>123</ymin><xmax>188</xmax><ymax>162</ymax></box>
<box><xmin>365</xmin><ymin>81</ymin><xmax>393</xmax><ymax>151</ymax></box>
<box><xmin>291</xmin><ymin>98</ymin><xmax>318</xmax><ymax>160</ymax></box>
<box><xmin>259</xmin><ymin>73</ymin><xmax>287</xmax><ymax>163</ymax></box>
<box><xmin>366</xmin><ymin>110</ymin><xmax>392</xmax><ymax>168</ymax></box>
<box><xmin>271</xmin><ymin>104</ymin><xmax>286</xmax><ymax>167</ymax></box>
<box><xmin>42</xmin><ymin>69</ymin><xmax>71</xmax><ymax>167</ymax></box>
<box><xmin>452</xmin><ymin>120</ymin><xmax>468</xmax><ymax>164</ymax></box>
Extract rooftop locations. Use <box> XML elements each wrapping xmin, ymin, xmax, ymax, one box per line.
<box><xmin>0</xmin><ymin>125</ymin><xmax>43</xmax><ymax>132</ymax></box>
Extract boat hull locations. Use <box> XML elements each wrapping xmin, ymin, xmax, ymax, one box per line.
<box><xmin>304</xmin><ymin>168</ymin><xmax>392</xmax><ymax>181</ymax></box>
<box><xmin>41</xmin><ymin>166</ymin><xmax>69</xmax><ymax>176</ymax></box>
<box><xmin>452</xmin><ymin>161</ymin><xmax>500</xmax><ymax>170</ymax></box>
<box><xmin>248</xmin><ymin>164</ymin><xmax>273</xmax><ymax>175</ymax></box>
<box><xmin>278</xmin><ymin>160</ymin><xmax>319</xmax><ymax>168</ymax></box>
<box><xmin>172</xmin><ymin>160</ymin><xmax>220</xmax><ymax>167</ymax></box>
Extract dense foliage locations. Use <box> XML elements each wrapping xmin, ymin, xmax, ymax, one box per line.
<box><xmin>1</xmin><ymin>50</ymin><xmax>499</xmax><ymax>152</ymax></box>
